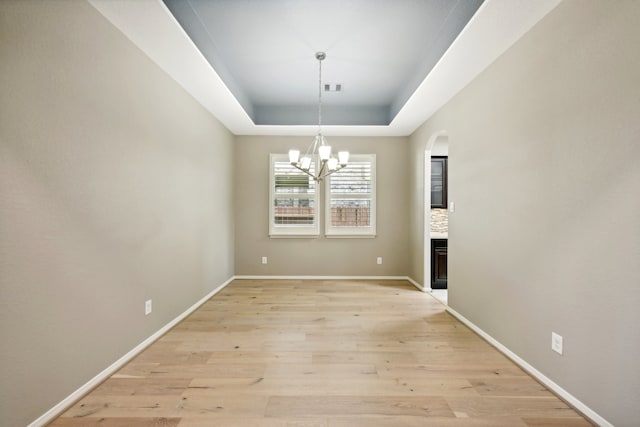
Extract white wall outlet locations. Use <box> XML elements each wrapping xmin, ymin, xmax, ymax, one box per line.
<box><xmin>449</xmin><ymin>201</ymin><xmax>455</xmax><ymax>213</ymax></box>
<box><xmin>145</xmin><ymin>299</ymin><xmax>152</xmax><ymax>316</ymax></box>
<box><xmin>376</xmin><ymin>257</ymin><xmax>383</xmax><ymax>265</ymax></box>
<box><xmin>551</xmin><ymin>332</ymin><xmax>563</xmax><ymax>355</ymax></box>
<box><xmin>261</xmin><ymin>256</ymin><xmax>268</xmax><ymax>264</ymax></box>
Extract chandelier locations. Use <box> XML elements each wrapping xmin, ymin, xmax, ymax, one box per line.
<box><xmin>288</xmin><ymin>52</ymin><xmax>349</xmax><ymax>182</ymax></box>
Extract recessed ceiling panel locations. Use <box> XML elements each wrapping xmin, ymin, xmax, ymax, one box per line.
<box><xmin>163</xmin><ymin>0</ymin><xmax>483</xmax><ymax>126</ymax></box>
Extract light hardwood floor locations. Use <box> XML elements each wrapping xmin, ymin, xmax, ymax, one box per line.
<box><xmin>50</xmin><ymin>279</ymin><xmax>593</xmax><ymax>426</ymax></box>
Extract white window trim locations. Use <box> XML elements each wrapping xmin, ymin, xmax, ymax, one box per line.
<box><xmin>325</xmin><ymin>154</ymin><xmax>376</xmax><ymax>238</ymax></box>
<box><xmin>269</xmin><ymin>153</ymin><xmax>320</xmax><ymax>238</ymax></box>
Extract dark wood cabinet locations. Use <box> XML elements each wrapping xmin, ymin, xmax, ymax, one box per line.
<box><xmin>431</xmin><ymin>239</ymin><xmax>448</xmax><ymax>289</ymax></box>
<box><xmin>431</xmin><ymin>157</ymin><xmax>447</xmax><ymax>209</ymax></box>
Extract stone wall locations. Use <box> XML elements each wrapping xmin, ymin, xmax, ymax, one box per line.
<box><xmin>430</xmin><ymin>208</ymin><xmax>448</xmax><ymax>235</ymax></box>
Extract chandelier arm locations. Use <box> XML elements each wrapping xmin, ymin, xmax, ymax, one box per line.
<box><xmin>290</xmin><ymin>163</ymin><xmax>320</xmax><ymax>181</ymax></box>
<box><xmin>317</xmin><ymin>159</ymin><xmax>327</xmax><ymax>179</ymax></box>
<box><xmin>289</xmin><ymin>161</ymin><xmax>346</xmax><ymax>183</ymax></box>
<box><xmin>310</xmin><ymin>135</ymin><xmax>320</xmax><ymax>156</ymax></box>
<box><xmin>318</xmin><ymin>164</ymin><xmax>346</xmax><ymax>181</ymax></box>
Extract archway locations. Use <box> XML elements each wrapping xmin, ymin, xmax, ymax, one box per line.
<box><xmin>424</xmin><ymin>131</ymin><xmax>448</xmax><ymax>304</ymax></box>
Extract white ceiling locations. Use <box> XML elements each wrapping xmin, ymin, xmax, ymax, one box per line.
<box><xmin>89</xmin><ymin>0</ymin><xmax>561</xmax><ymax>136</ymax></box>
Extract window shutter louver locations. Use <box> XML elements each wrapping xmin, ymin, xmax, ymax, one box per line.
<box><xmin>325</xmin><ymin>154</ymin><xmax>376</xmax><ymax>237</ymax></box>
<box><xmin>269</xmin><ymin>155</ymin><xmax>320</xmax><ymax>236</ymax></box>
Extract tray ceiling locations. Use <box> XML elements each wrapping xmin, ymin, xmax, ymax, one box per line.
<box><xmin>162</xmin><ymin>0</ymin><xmax>483</xmax><ymax>126</ymax></box>
<box><xmin>89</xmin><ymin>0</ymin><xmax>562</xmax><ymax>136</ymax></box>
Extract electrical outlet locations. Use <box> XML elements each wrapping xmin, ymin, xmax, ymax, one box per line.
<box><xmin>551</xmin><ymin>332</ymin><xmax>563</xmax><ymax>355</ymax></box>
<box><xmin>449</xmin><ymin>201</ymin><xmax>455</xmax><ymax>213</ymax></box>
<box><xmin>145</xmin><ymin>299</ymin><xmax>152</xmax><ymax>316</ymax></box>
<box><xmin>262</xmin><ymin>256</ymin><xmax>268</xmax><ymax>264</ymax></box>
<box><xmin>377</xmin><ymin>257</ymin><xmax>383</xmax><ymax>265</ymax></box>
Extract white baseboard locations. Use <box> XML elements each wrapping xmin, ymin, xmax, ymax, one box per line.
<box><xmin>234</xmin><ymin>275</ymin><xmax>407</xmax><ymax>280</ymax></box>
<box><xmin>446</xmin><ymin>306</ymin><xmax>612</xmax><ymax>427</ymax></box>
<box><xmin>28</xmin><ymin>276</ymin><xmax>235</xmax><ymax>427</ymax></box>
<box><xmin>405</xmin><ymin>276</ymin><xmax>428</xmax><ymax>292</ymax></box>
<box><xmin>234</xmin><ymin>275</ymin><xmax>428</xmax><ymax>292</ymax></box>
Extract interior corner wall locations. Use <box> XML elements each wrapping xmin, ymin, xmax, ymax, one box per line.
<box><xmin>0</xmin><ymin>1</ymin><xmax>235</xmax><ymax>425</ymax></box>
<box><xmin>234</xmin><ymin>135</ymin><xmax>410</xmax><ymax>277</ymax></box>
<box><xmin>407</xmin><ymin>127</ymin><xmax>427</xmax><ymax>285</ymax></box>
<box><xmin>409</xmin><ymin>1</ymin><xmax>640</xmax><ymax>424</ymax></box>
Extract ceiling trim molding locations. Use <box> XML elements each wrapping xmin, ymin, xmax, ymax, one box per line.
<box><xmin>89</xmin><ymin>0</ymin><xmax>561</xmax><ymax>137</ymax></box>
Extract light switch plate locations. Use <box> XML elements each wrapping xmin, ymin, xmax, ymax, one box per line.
<box><xmin>145</xmin><ymin>299</ymin><xmax>152</xmax><ymax>316</ymax></box>
<box><xmin>552</xmin><ymin>332</ymin><xmax>563</xmax><ymax>355</ymax></box>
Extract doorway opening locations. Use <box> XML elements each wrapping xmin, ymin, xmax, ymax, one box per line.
<box><xmin>424</xmin><ymin>132</ymin><xmax>449</xmax><ymax>305</ymax></box>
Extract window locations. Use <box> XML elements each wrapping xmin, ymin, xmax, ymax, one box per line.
<box><xmin>431</xmin><ymin>157</ymin><xmax>447</xmax><ymax>208</ymax></box>
<box><xmin>269</xmin><ymin>153</ymin><xmax>376</xmax><ymax>238</ymax></box>
<box><xmin>325</xmin><ymin>154</ymin><xmax>376</xmax><ymax>237</ymax></box>
<box><xmin>269</xmin><ymin>154</ymin><xmax>319</xmax><ymax>237</ymax></box>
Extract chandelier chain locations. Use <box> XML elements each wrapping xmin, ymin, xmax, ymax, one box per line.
<box><xmin>317</xmin><ymin>54</ymin><xmax>322</xmax><ymax>133</ymax></box>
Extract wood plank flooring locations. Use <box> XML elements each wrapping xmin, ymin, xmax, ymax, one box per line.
<box><xmin>49</xmin><ymin>279</ymin><xmax>593</xmax><ymax>426</ymax></box>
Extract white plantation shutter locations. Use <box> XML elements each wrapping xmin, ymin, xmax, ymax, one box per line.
<box><xmin>269</xmin><ymin>154</ymin><xmax>319</xmax><ymax>236</ymax></box>
<box><xmin>325</xmin><ymin>154</ymin><xmax>376</xmax><ymax>237</ymax></box>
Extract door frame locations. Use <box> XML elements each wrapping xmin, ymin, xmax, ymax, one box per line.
<box><xmin>423</xmin><ymin>130</ymin><xmax>448</xmax><ymax>290</ymax></box>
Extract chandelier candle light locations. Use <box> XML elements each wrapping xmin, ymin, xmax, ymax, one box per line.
<box><xmin>289</xmin><ymin>52</ymin><xmax>349</xmax><ymax>181</ymax></box>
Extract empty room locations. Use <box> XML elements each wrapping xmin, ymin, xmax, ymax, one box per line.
<box><xmin>1</xmin><ymin>0</ymin><xmax>638</xmax><ymax>426</ymax></box>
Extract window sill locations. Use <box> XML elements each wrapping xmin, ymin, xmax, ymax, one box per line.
<box><xmin>269</xmin><ymin>234</ymin><xmax>320</xmax><ymax>239</ymax></box>
<box><xmin>325</xmin><ymin>234</ymin><xmax>376</xmax><ymax>239</ymax></box>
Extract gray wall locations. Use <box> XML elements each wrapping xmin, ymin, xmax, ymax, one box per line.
<box><xmin>0</xmin><ymin>1</ymin><xmax>235</xmax><ymax>426</ymax></box>
<box><xmin>3</xmin><ymin>0</ymin><xmax>639</xmax><ymax>425</ymax></box>
<box><xmin>409</xmin><ymin>1</ymin><xmax>640</xmax><ymax>425</ymax></box>
<box><xmin>235</xmin><ymin>136</ymin><xmax>410</xmax><ymax>276</ymax></box>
